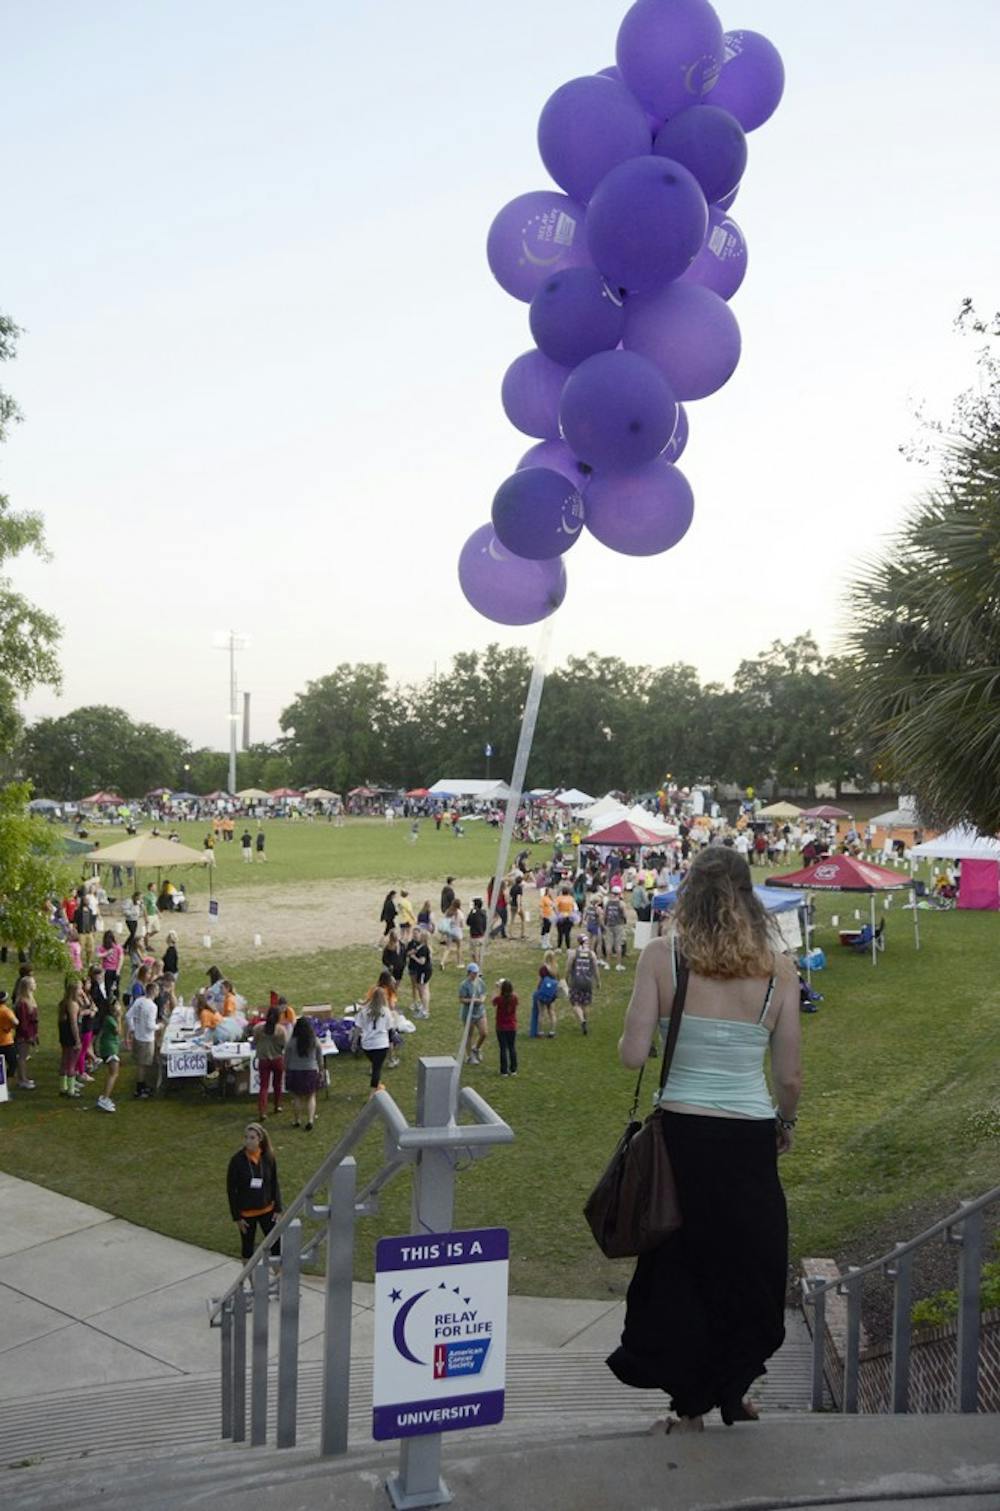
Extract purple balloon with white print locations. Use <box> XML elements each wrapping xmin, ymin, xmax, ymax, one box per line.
<box><xmin>487</xmin><ymin>190</ymin><xmax>591</xmax><ymax>304</ymax></box>
<box><xmin>586</xmin><ymin>155</ymin><xmax>707</xmax><ymax>294</ymax></box>
<box><xmin>710</xmin><ymin>30</ymin><xmax>785</xmax><ymax>132</ymax></box>
<box><xmin>624</xmin><ymin>282</ymin><xmax>740</xmax><ymax>400</ymax></box>
<box><xmin>663</xmin><ymin>403</ymin><xmax>689</xmax><ymax>463</ymax></box>
<box><xmin>529</xmin><ymin>268</ymin><xmax>625</xmax><ymax>368</ymax></box>
<box><xmin>585</xmin><ymin>460</ymin><xmax>694</xmax><ymax>556</ymax></box>
<box><xmin>616</xmin><ymin>0</ymin><xmax>724</xmax><ymax>121</ymax></box>
<box><xmin>538</xmin><ymin>75</ymin><xmax>651</xmax><ymax>205</ymax></box>
<box><xmin>492</xmin><ymin>468</ymin><xmax>585</xmax><ymax>560</ymax></box>
<box><xmin>560</xmin><ymin>350</ymin><xmax>677</xmax><ymax>472</ymax></box>
<box><xmin>653</xmin><ymin>105</ymin><xmax>746</xmax><ymax>206</ymax></box>
<box><xmin>501</xmin><ymin>350</ymin><xmax>571</xmax><ymax>440</ymax></box>
<box><xmin>458</xmin><ymin>524</ymin><xmax>567</xmax><ymax>625</ymax></box>
<box><xmin>517</xmin><ymin>439</ymin><xmax>593</xmax><ymax>488</ymax></box>
<box><xmin>680</xmin><ymin>207</ymin><xmax>747</xmax><ymax>301</ymax></box>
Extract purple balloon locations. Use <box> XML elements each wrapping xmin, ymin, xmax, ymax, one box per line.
<box><xmin>624</xmin><ymin>283</ymin><xmax>740</xmax><ymax>400</ymax></box>
<box><xmin>711</xmin><ymin>30</ymin><xmax>785</xmax><ymax>132</ymax></box>
<box><xmin>616</xmin><ymin>0</ymin><xmax>724</xmax><ymax>121</ymax></box>
<box><xmin>560</xmin><ymin>350</ymin><xmax>677</xmax><ymax>471</ymax></box>
<box><xmin>487</xmin><ymin>190</ymin><xmax>591</xmax><ymax>304</ymax></box>
<box><xmin>529</xmin><ymin>268</ymin><xmax>625</xmax><ymax>368</ymax></box>
<box><xmin>501</xmin><ymin>350</ymin><xmax>570</xmax><ymax>440</ymax></box>
<box><xmin>653</xmin><ymin>105</ymin><xmax>746</xmax><ymax>205</ymax></box>
<box><xmin>538</xmin><ymin>76</ymin><xmax>651</xmax><ymax>205</ymax></box>
<box><xmin>492</xmin><ymin>468</ymin><xmax>585</xmax><ymax>560</ymax></box>
<box><xmin>586</xmin><ymin>156</ymin><xmax>707</xmax><ymax>294</ymax></box>
<box><xmin>663</xmin><ymin>402</ymin><xmax>689</xmax><ymax>462</ymax></box>
<box><xmin>714</xmin><ymin>184</ymin><xmax>740</xmax><ymax>210</ymax></box>
<box><xmin>517</xmin><ymin>439</ymin><xmax>593</xmax><ymax>487</ymax></box>
<box><xmin>458</xmin><ymin>524</ymin><xmax>566</xmax><ymax>626</ymax></box>
<box><xmin>680</xmin><ymin>206</ymin><xmax>747</xmax><ymax>300</ymax></box>
<box><xmin>586</xmin><ymin>459</ymin><xmax>694</xmax><ymax>556</ymax></box>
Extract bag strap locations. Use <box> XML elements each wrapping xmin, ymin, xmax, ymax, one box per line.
<box><xmin>627</xmin><ymin>936</ymin><xmax>690</xmax><ymax>1120</ymax></box>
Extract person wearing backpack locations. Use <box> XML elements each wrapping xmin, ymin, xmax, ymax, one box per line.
<box><xmin>603</xmin><ymin>886</ymin><xmax>628</xmax><ymax>971</ymax></box>
<box><xmin>567</xmin><ymin>934</ymin><xmax>600</xmax><ymax>1034</ymax></box>
<box><xmin>530</xmin><ymin>951</ymin><xmax>561</xmax><ymax>1038</ymax></box>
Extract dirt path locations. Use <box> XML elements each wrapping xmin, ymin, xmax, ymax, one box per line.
<box><xmin>163</xmin><ymin>875</ymin><xmax>516</xmax><ymax>962</ymax></box>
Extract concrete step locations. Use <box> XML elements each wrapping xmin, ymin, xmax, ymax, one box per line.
<box><xmin>4</xmin><ymin>1414</ymin><xmax>999</xmax><ymax>1511</ymax></box>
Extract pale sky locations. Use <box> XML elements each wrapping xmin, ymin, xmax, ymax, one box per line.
<box><xmin>4</xmin><ymin>0</ymin><xmax>999</xmax><ymax>749</ymax></box>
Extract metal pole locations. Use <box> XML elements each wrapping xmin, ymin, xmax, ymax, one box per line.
<box><xmin>321</xmin><ymin>1158</ymin><xmax>357</xmax><ymax>1457</ymax></box>
<box><xmin>888</xmin><ymin>1246</ymin><xmax>913</xmax><ymax>1414</ymax></box>
<box><xmin>388</xmin><ymin>1059</ymin><xmax>457</xmax><ymax>1510</ymax></box>
<box><xmin>220</xmin><ymin>1297</ymin><xmax>234</xmax><ymax>1438</ymax></box>
<box><xmin>251</xmin><ymin>1262</ymin><xmax>270</xmax><ymax>1446</ymax></box>
<box><xmin>956</xmin><ymin>1205</ymin><xmax>984</xmax><ymax>1412</ymax></box>
<box><xmin>870</xmin><ymin>895</ymin><xmax>877</xmax><ymax>967</ymax></box>
<box><xmin>912</xmin><ymin>886</ymin><xmax>920</xmax><ymax>951</ymax></box>
<box><xmin>232</xmin><ymin>1283</ymin><xmax>247</xmax><ymax>1443</ymax></box>
<box><xmin>228</xmin><ymin>632</ymin><xmax>238</xmax><ymax>796</ymax></box>
<box><xmin>808</xmin><ymin>1280</ymin><xmax>826</xmax><ymax>1411</ymax></box>
<box><xmin>277</xmin><ymin>1218</ymin><xmax>303</xmax><ymax>1448</ymax></box>
<box><xmin>843</xmin><ymin>1268</ymin><xmax>861</xmax><ymax>1413</ymax></box>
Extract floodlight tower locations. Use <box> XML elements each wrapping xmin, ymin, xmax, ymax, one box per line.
<box><xmin>214</xmin><ymin>631</ymin><xmax>250</xmax><ymax>794</ymax></box>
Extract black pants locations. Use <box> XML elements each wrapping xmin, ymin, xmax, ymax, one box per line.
<box><xmin>556</xmin><ymin>918</ymin><xmax>573</xmax><ymax>948</ymax></box>
<box><xmin>240</xmin><ymin>1209</ymin><xmax>280</xmax><ymax>1261</ymax></box>
<box><xmin>496</xmin><ymin>1029</ymin><xmax>517</xmax><ymax>1074</ymax></box>
<box><xmin>365</xmin><ymin>1046</ymin><xmax>388</xmax><ymax>1088</ymax></box>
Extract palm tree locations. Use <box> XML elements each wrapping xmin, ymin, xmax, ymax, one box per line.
<box><xmin>846</xmin><ymin>426</ymin><xmax>1000</xmax><ymax>832</ymax></box>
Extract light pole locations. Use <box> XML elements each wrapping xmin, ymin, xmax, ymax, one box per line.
<box><xmin>214</xmin><ymin>631</ymin><xmax>250</xmax><ymax>794</ymax></box>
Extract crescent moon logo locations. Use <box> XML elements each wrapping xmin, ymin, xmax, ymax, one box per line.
<box><xmin>521</xmin><ymin>239</ymin><xmax>563</xmax><ymax>268</ymax></box>
<box><xmin>560</xmin><ymin>515</ymin><xmax>582</xmax><ymax>535</ymax></box>
<box><xmin>392</xmin><ymin>1289</ymin><xmax>429</xmax><ymax>1366</ymax></box>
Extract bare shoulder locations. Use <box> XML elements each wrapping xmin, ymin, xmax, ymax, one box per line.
<box><xmin>772</xmin><ymin>951</ymin><xmax>798</xmax><ymax>982</ymax></box>
<box><xmin>641</xmin><ymin>934</ymin><xmax>674</xmax><ymax>967</ymax></box>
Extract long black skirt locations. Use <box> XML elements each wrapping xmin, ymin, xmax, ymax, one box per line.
<box><xmin>606</xmin><ymin>1111</ymin><xmax>787</xmax><ymax>1419</ymax></box>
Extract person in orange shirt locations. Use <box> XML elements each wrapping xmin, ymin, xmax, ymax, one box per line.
<box><xmin>221</xmin><ymin>981</ymin><xmax>238</xmax><ymax>1016</ymax></box>
<box><xmin>0</xmin><ymin>990</ymin><xmax>18</xmax><ymax>1092</ymax></box>
<box><xmin>539</xmin><ymin>889</ymin><xmax>555</xmax><ymax>948</ymax></box>
<box><xmin>554</xmin><ymin>886</ymin><xmax>577</xmax><ymax>950</ymax></box>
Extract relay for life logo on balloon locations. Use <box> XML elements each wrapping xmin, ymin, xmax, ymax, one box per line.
<box><xmin>463</xmin><ymin>0</ymin><xmax>786</xmax><ymax>625</ymax></box>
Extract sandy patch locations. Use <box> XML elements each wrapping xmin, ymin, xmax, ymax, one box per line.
<box><xmin>162</xmin><ymin>875</ymin><xmax>517</xmax><ymax>962</ymax></box>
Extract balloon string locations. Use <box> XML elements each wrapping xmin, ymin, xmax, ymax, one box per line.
<box><xmin>449</xmin><ymin>617</ymin><xmax>554</xmax><ymax>1119</ymax></box>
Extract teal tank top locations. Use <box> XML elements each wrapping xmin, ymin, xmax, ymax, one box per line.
<box><xmin>657</xmin><ymin>953</ymin><xmax>776</xmax><ymax>1118</ymax></box>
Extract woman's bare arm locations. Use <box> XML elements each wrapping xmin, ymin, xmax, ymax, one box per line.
<box><xmin>619</xmin><ymin>937</ymin><xmax>671</xmax><ymax>1068</ymax></box>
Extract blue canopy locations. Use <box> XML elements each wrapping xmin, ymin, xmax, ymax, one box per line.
<box><xmin>653</xmin><ymin>884</ymin><xmax>805</xmax><ymax>915</ymax></box>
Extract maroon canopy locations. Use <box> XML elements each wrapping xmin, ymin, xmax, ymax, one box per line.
<box><xmin>768</xmin><ymin>855</ymin><xmax>912</xmax><ymax>892</ymax></box>
<box><xmin>584</xmin><ymin>819</ymin><xmax>666</xmax><ymax>848</ymax></box>
<box><xmin>800</xmin><ymin>804</ymin><xmax>852</xmax><ymax>819</ymax></box>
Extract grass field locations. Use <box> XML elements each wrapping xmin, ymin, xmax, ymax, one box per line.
<box><xmin>2</xmin><ymin>818</ymin><xmax>999</xmax><ymax>1302</ymax></box>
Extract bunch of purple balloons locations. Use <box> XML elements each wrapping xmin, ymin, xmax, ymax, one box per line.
<box><xmin>458</xmin><ymin>0</ymin><xmax>784</xmax><ymax>625</ymax></box>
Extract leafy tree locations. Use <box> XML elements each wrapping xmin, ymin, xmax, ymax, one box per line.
<box><xmin>847</xmin><ymin>307</ymin><xmax>1000</xmax><ymax>830</ymax></box>
<box><xmin>731</xmin><ymin>635</ymin><xmax>846</xmax><ymax>795</ymax></box>
<box><xmin>0</xmin><ymin>315</ymin><xmax>61</xmax><ymax>756</ymax></box>
<box><xmin>21</xmin><ymin>706</ymin><xmax>189</xmax><ymax>799</ymax></box>
<box><xmin>280</xmin><ymin>664</ymin><xmax>395</xmax><ymax>792</ymax></box>
<box><xmin>0</xmin><ymin>782</ymin><xmax>71</xmax><ymax>967</ymax></box>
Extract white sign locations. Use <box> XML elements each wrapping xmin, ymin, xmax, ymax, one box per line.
<box><xmin>0</xmin><ymin>1053</ymin><xmax>8</xmax><ymax>1103</ymax></box>
<box><xmin>165</xmin><ymin>1047</ymin><xmax>208</xmax><ymax>1078</ymax></box>
<box><xmin>372</xmin><ymin>1227</ymin><xmax>508</xmax><ymax>1441</ymax></box>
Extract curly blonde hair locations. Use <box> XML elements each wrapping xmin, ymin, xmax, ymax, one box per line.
<box><xmin>673</xmin><ymin>847</ymin><xmax>775</xmax><ymax>980</ymax></box>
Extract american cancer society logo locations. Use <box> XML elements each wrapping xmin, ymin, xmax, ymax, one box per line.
<box><xmin>389</xmin><ymin>1279</ymin><xmax>493</xmax><ymax>1379</ymax></box>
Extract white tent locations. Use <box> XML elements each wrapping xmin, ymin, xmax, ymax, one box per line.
<box><xmin>576</xmin><ymin>793</ymin><xmax>625</xmax><ymax>824</ymax></box>
<box><xmin>553</xmin><ymin>787</ymin><xmax>596</xmax><ymax>807</ymax></box>
<box><xmin>428</xmin><ymin>779</ymin><xmax>512</xmax><ymax>800</ymax></box>
<box><xmin>910</xmin><ymin>826</ymin><xmax>1000</xmax><ymax>861</ymax></box>
<box><xmin>869</xmin><ymin>802</ymin><xmax>922</xmax><ymax>827</ymax></box>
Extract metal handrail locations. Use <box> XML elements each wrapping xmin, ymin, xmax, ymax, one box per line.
<box><xmin>801</xmin><ymin>1182</ymin><xmax>1000</xmax><ymax>1300</ymax></box>
<box><xmin>801</xmin><ymin>1182</ymin><xmax>1000</xmax><ymax>1415</ymax></box>
<box><xmin>209</xmin><ymin>1082</ymin><xmax>513</xmax><ymax>1322</ymax></box>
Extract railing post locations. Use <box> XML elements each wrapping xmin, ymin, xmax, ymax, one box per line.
<box><xmin>842</xmin><ymin>1268</ymin><xmax>861</xmax><ymax>1414</ymax></box>
<box><xmin>955</xmin><ymin>1204</ymin><xmax>984</xmax><ymax>1412</ymax></box>
<box><xmin>807</xmin><ymin>1279</ymin><xmax>826</xmax><ymax>1411</ymax></box>
<box><xmin>251</xmin><ymin>1261</ymin><xmax>270</xmax><ymax>1445</ymax></box>
<box><xmin>388</xmin><ymin>1058</ymin><xmax>457</xmax><ymax>1511</ymax></box>
<box><xmin>887</xmin><ymin>1245</ymin><xmax>913</xmax><ymax>1414</ymax></box>
<box><xmin>220</xmin><ymin>1295</ymin><xmax>234</xmax><ymax>1438</ymax></box>
<box><xmin>277</xmin><ymin>1218</ymin><xmax>303</xmax><ymax>1448</ymax></box>
<box><xmin>321</xmin><ymin>1157</ymin><xmax>357</xmax><ymax>1457</ymax></box>
<box><xmin>232</xmin><ymin>1283</ymin><xmax>247</xmax><ymax>1443</ymax></box>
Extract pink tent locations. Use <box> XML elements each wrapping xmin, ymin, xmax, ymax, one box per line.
<box><xmin>957</xmin><ymin>860</ymin><xmax>1000</xmax><ymax>911</ymax></box>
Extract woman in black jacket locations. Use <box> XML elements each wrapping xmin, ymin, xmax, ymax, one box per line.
<box><xmin>379</xmin><ymin>890</ymin><xmax>398</xmax><ymax>937</ymax></box>
<box><xmin>226</xmin><ymin>1122</ymin><xmax>282</xmax><ymax>1260</ymax></box>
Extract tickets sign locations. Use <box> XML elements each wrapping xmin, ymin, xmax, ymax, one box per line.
<box><xmin>165</xmin><ymin>1048</ymin><xmax>208</xmax><ymax>1078</ymax></box>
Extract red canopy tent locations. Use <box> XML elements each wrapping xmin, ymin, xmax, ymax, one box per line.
<box><xmin>406</xmin><ymin>787</ymin><xmax>431</xmax><ymax>798</ymax></box>
<box><xmin>582</xmin><ymin>818</ymin><xmax>667</xmax><ymax>851</ymax></box>
<box><xmin>269</xmin><ymin>788</ymin><xmax>303</xmax><ymax>800</ymax></box>
<box><xmin>768</xmin><ymin>855</ymin><xmax>918</xmax><ymax>964</ymax></box>
<box><xmin>801</xmin><ymin>804</ymin><xmax>852</xmax><ymax>820</ymax></box>
<box><xmin>80</xmin><ymin>791</ymin><xmax>124</xmax><ymax>807</ymax></box>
